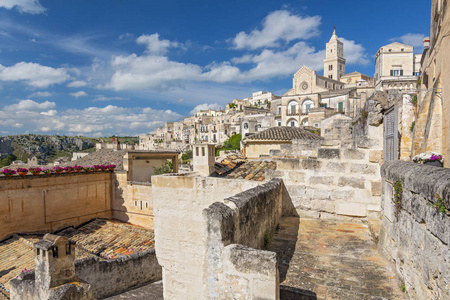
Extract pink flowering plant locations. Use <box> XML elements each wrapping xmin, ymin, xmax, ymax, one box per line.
<box><xmin>29</xmin><ymin>167</ymin><xmax>42</xmax><ymax>173</ymax></box>
<box><xmin>413</xmin><ymin>152</ymin><xmax>444</xmax><ymax>164</ymax></box>
<box><xmin>84</xmin><ymin>166</ymin><xmax>94</xmax><ymax>172</ymax></box>
<box><xmin>42</xmin><ymin>168</ymin><xmax>52</xmax><ymax>174</ymax></box>
<box><xmin>52</xmin><ymin>166</ymin><xmax>64</xmax><ymax>172</ymax></box>
<box><xmin>17</xmin><ymin>168</ymin><xmax>29</xmax><ymax>173</ymax></box>
<box><xmin>1</xmin><ymin>168</ymin><xmax>16</xmax><ymax>175</ymax></box>
<box><xmin>73</xmin><ymin>165</ymin><xmax>83</xmax><ymax>171</ymax></box>
<box><xmin>64</xmin><ymin>166</ymin><xmax>74</xmax><ymax>172</ymax></box>
<box><xmin>107</xmin><ymin>164</ymin><xmax>116</xmax><ymax>169</ymax></box>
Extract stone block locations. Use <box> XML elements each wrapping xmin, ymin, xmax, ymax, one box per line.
<box><xmin>371</xmin><ymin>181</ymin><xmax>382</xmax><ymax>196</ymax></box>
<box><xmin>333</xmin><ymin>189</ymin><xmax>355</xmax><ymax>200</ymax></box>
<box><xmin>337</xmin><ymin>177</ymin><xmax>365</xmax><ymax>189</ymax></box>
<box><xmin>301</xmin><ymin>159</ymin><xmax>322</xmax><ymax>171</ymax></box>
<box><xmin>317</xmin><ymin>148</ymin><xmax>340</xmax><ymax>159</ymax></box>
<box><xmin>350</xmin><ymin>163</ymin><xmax>378</xmax><ymax>175</ymax></box>
<box><xmin>276</xmin><ymin>159</ymin><xmax>300</xmax><ymax>170</ymax></box>
<box><xmin>296</xmin><ymin>209</ymin><xmax>320</xmax><ymax>219</ymax></box>
<box><xmin>309</xmin><ymin>176</ymin><xmax>334</xmax><ymax>186</ymax></box>
<box><xmin>343</xmin><ymin>149</ymin><xmax>366</xmax><ymax>160</ymax></box>
<box><xmin>369</xmin><ymin>150</ymin><xmax>383</xmax><ymax>163</ymax></box>
<box><xmin>325</xmin><ymin>162</ymin><xmax>348</xmax><ymax>173</ymax></box>
<box><xmin>335</xmin><ymin>202</ymin><xmax>367</xmax><ymax>217</ymax></box>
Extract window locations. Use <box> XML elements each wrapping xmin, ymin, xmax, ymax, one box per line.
<box><xmin>290</xmin><ymin>121</ymin><xmax>295</xmax><ymax>127</ymax></box>
<box><xmin>277</xmin><ymin>121</ymin><xmax>281</xmax><ymax>126</ymax></box>
<box><xmin>255</xmin><ymin>125</ymin><xmax>259</xmax><ymax>131</ymax></box>
<box><xmin>329</xmin><ymin>65</ymin><xmax>333</xmax><ymax>70</ymax></box>
<box><xmin>213</xmin><ymin>134</ymin><xmax>216</xmax><ymax>141</ymax></box>
<box><xmin>278</xmin><ymin>106</ymin><xmax>281</xmax><ymax>115</ymax></box>
<box><xmin>305</xmin><ymin>103</ymin><xmax>311</xmax><ymax>113</ymax></box>
<box><xmin>244</xmin><ymin>123</ymin><xmax>249</xmax><ymax>129</ymax></box>
<box><xmin>145</xmin><ymin>202</ymin><xmax>149</xmax><ymax>208</ymax></box>
<box><xmin>196</xmin><ymin>147</ymin><xmax>199</xmax><ymax>156</ymax></box>
<box><xmin>324</xmin><ymin>81</ymin><xmax>327</xmax><ymax>88</ymax></box>
<box><xmin>401</xmin><ymin>48</ymin><xmax>404</xmax><ymax>52</ymax></box>
<box><xmin>202</xmin><ymin>147</ymin><xmax>205</xmax><ymax>156</ymax></box>
<box><xmin>320</xmin><ymin>104</ymin><xmax>327</xmax><ymax>108</ymax></box>
<box><xmin>338</xmin><ymin>102</ymin><xmax>344</xmax><ymax>113</ymax></box>
<box><xmin>391</xmin><ymin>69</ymin><xmax>403</xmax><ymax>76</ymax></box>
<box><xmin>314</xmin><ymin>123</ymin><xmax>319</xmax><ymax>128</ymax></box>
<box><xmin>140</xmin><ymin>201</ymin><xmax>143</xmax><ymax>210</ymax></box>
<box><xmin>329</xmin><ymin>75</ymin><xmax>333</xmax><ymax>79</ymax></box>
<box><xmin>333</xmin><ymin>83</ymin><xmax>335</xmax><ymax>89</ymax></box>
<box><xmin>135</xmin><ymin>201</ymin><xmax>138</xmax><ymax>207</ymax></box>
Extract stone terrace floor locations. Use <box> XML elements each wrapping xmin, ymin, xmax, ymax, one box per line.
<box><xmin>0</xmin><ymin>219</ymin><xmax>155</xmax><ymax>298</ymax></box>
<box><xmin>269</xmin><ymin>217</ymin><xmax>406</xmax><ymax>300</ymax></box>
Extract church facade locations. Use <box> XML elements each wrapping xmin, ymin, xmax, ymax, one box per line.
<box><xmin>274</xmin><ymin>29</ymin><xmax>373</xmax><ymax>128</ymax></box>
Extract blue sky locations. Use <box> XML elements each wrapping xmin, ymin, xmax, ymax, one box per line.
<box><xmin>0</xmin><ymin>0</ymin><xmax>431</xmax><ymax>136</ymax></box>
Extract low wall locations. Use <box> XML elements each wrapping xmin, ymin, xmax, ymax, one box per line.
<box><xmin>379</xmin><ymin>160</ymin><xmax>450</xmax><ymax>299</ymax></box>
<box><xmin>113</xmin><ymin>172</ymin><xmax>154</xmax><ymax>229</ymax></box>
<box><xmin>267</xmin><ymin>147</ymin><xmax>383</xmax><ymax>219</ymax></box>
<box><xmin>0</xmin><ymin>173</ymin><xmax>113</xmax><ymax>240</ymax></box>
<box><xmin>75</xmin><ymin>250</ymin><xmax>162</xmax><ymax>299</ymax></box>
<box><xmin>152</xmin><ymin>174</ymin><xmax>260</xmax><ymax>299</ymax></box>
<box><xmin>203</xmin><ymin>179</ymin><xmax>283</xmax><ymax>299</ymax></box>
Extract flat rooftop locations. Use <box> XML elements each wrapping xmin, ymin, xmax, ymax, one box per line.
<box><xmin>0</xmin><ymin>219</ymin><xmax>155</xmax><ymax>297</ymax></box>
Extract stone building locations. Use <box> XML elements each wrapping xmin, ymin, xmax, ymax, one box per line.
<box><xmin>413</xmin><ymin>0</ymin><xmax>450</xmax><ymax>166</ymax></box>
<box><xmin>374</xmin><ymin>42</ymin><xmax>422</xmax><ymax>91</ymax></box>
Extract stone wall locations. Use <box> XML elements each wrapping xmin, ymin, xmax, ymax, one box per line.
<box><xmin>0</xmin><ymin>173</ymin><xmax>113</xmax><ymax>240</ymax></box>
<box><xmin>152</xmin><ymin>174</ymin><xmax>261</xmax><ymax>299</ymax></box>
<box><xmin>379</xmin><ymin>160</ymin><xmax>450</xmax><ymax>299</ymax></box>
<box><xmin>113</xmin><ymin>172</ymin><xmax>154</xmax><ymax>229</ymax></box>
<box><xmin>75</xmin><ymin>250</ymin><xmax>161</xmax><ymax>299</ymax></box>
<box><xmin>203</xmin><ymin>179</ymin><xmax>283</xmax><ymax>299</ymax></box>
<box><xmin>267</xmin><ymin>146</ymin><xmax>383</xmax><ymax>220</ymax></box>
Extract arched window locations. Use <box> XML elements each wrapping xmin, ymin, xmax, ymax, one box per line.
<box><xmin>288</xmin><ymin>100</ymin><xmax>298</xmax><ymax>115</ymax></box>
<box><xmin>286</xmin><ymin>118</ymin><xmax>298</xmax><ymax>127</ymax></box>
<box><xmin>302</xmin><ymin>99</ymin><xmax>314</xmax><ymax>114</ymax></box>
<box><xmin>244</xmin><ymin>123</ymin><xmax>249</xmax><ymax>129</ymax></box>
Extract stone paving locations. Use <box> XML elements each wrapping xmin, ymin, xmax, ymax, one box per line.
<box><xmin>104</xmin><ymin>280</ymin><xmax>163</xmax><ymax>300</ymax></box>
<box><xmin>269</xmin><ymin>217</ymin><xmax>406</xmax><ymax>300</ymax></box>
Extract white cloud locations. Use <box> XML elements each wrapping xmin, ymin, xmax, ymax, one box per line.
<box><xmin>68</xmin><ymin>80</ymin><xmax>87</xmax><ymax>88</ymax></box>
<box><xmin>29</xmin><ymin>91</ymin><xmax>52</xmax><ymax>97</ymax></box>
<box><xmin>390</xmin><ymin>33</ymin><xmax>426</xmax><ymax>48</ymax></box>
<box><xmin>340</xmin><ymin>38</ymin><xmax>370</xmax><ymax>66</ymax></box>
<box><xmin>0</xmin><ymin>100</ymin><xmax>183</xmax><ymax>136</ymax></box>
<box><xmin>0</xmin><ymin>62</ymin><xmax>69</xmax><ymax>88</ymax></box>
<box><xmin>70</xmin><ymin>91</ymin><xmax>87</xmax><ymax>98</ymax></box>
<box><xmin>137</xmin><ymin>33</ymin><xmax>179</xmax><ymax>55</ymax></box>
<box><xmin>232</xmin><ymin>10</ymin><xmax>321</xmax><ymax>50</ymax></box>
<box><xmin>0</xmin><ymin>0</ymin><xmax>46</xmax><ymax>14</ymax></box>
<box><xmin>93</xmin><ymin>95</ymin><xmax>129</xmax><ymax>102</ymax></box>
<box><xmin>189</xmin><ymin>103</ymin><xmax>223</xmax><ymax>115</ymax></box>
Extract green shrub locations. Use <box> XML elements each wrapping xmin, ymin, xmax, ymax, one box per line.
<box><xmin>216</xmin><ymin>134</ymin><xmax>241</xmax><ymax>156</ymax></box>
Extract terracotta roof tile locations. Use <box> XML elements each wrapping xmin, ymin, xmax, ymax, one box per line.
<box><xmin>245</xmin><ymin>126</ymin><xmax>323</xmax><ymax>141</ymax></box>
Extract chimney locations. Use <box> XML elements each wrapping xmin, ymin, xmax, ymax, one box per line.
<box><xmin>192</xmin><ymin>143</ymin><xmax>215</xmax><ymax>176</ymax></box>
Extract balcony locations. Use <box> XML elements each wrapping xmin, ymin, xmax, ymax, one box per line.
<box><xmin>286</xmin><ymin>109</ymin><xmax>309</xmax><ymax>116</ymax></box>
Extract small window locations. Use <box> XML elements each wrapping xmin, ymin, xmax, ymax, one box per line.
<box><xmin>134</xmin><ymin>201</ymin><xmax>138</xmax><ymax>207</ymax></box>
<box><xmin>314</xmin><ymin>124</ymin><xmax>319</xmax><ymax>128</ymax></box>
<box><xmin>290</xmin><ymin>121</ymin><xmax>295</xmax><ymax>127</ymax></box>
<box><xmin>145</xmin><ymin>202</ymin><xmax>149</xmax><ymax>208</ymax></box>
<box><xmin>196</xmin><ymin>147</ymin><xmax>199</xmax><ymax>156</ymax></box>
<box><xmin>140</xmin><ymin>201</ymin><xmax>143</xmax><ymax>210</ymax></box>
<box><xmin>202</xmin><ymin>147</ymin><xmax>205</xmax><ymax>156</ymax></box>
<box><xmin>244</xmin><ymin>123</ymin><xmax>248</xmax><ymax>129</ymax></box>
<box><xmin>277</xmin><ymin>121</ymin><xmax>281</xmax><ymax>127</ymax></box>
<box><xmin>325</xmin><ymin>81</ymin><xmax>327</xmax><ymax>88</ymax></box>
<box><xmin>401</xmin><ymin>48</ymin><xmax>404</xmax><ymax>52</ymax></box>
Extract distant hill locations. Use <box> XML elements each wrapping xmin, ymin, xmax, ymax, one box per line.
<box><xmin>3</xmin><ymin>134</ymin><xmax>138</xmax><ymax>165</ymax></box>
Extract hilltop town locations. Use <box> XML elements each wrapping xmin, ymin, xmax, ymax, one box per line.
<box><xmin>1</xmin><ymin>1</ymin><xmax>450</xmax><ymax>300</ymax></box>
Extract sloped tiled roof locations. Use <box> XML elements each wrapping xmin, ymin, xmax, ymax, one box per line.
<box><xmin>246</xmin><ymin>126</ymin><xmax>323</xmax><ymax>141</ymax></box>
<box><xmin>64</xmin><ymin>149</ymin><xmax>127</xmax><ymax>170</ymax></box>
<box><xmin>0</xmin><ymin>219</ymin><xmax>155</xmax><ymax>295</ymax></box>
<box><xmin>226</xmin><ymin>160</ymin><xmax>276</xmax><ymax>181</ymax></box>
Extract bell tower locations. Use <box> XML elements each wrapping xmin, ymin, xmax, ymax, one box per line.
<box><xmin>323</xmin><ymin>27</ymin><xmax>346</xmax><ymax>81</ymax></box>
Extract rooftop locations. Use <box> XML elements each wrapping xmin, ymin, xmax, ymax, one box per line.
<box><xmin>0</xmin><ymin>219</ymin><xmax>155</xmax><ymax>295</ymax></box>
<box><xmin>245</xmin><ymin>126</ymin><xmax>323</xmax><ymax>142</ymax></box>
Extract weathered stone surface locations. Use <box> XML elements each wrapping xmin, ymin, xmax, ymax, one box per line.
<box><xmin>317</xmin><ymin>148</ymin><xmax>340</xmax><ymax>159</ymax></box>
<box><xmin>301</xmin><ymin>159</ymin><xmax>322</xmax><ymax>170</ymax></box>
<box><xmin>349</xmin><ymin>163</ymin><xmax>378</xmax><ymax>175</ymax></box>
<box><xmin>335</xmin><ymin>202</ymin><xmax>367</xmax><ymax>217</ymax></box>
<box><xmin>380</xmin><ymin>160</ymin><xmax>450</xmax><ymax>299</ymax></box>
<box><xmin>309</xmin><ymin>176</ymin><xmax>334</xmax><ymax>186</ymax></box>
<box><xmin>276</xmin><ymin>159</ymin><xmax>300</xmax><ymax>170</ymax></box>
<box><xmin>269</xmin><ymin>217</ymin><xmax>405</xmax><ymax>299</ymax></box>
<box><xmin>337</xmin><ymin>177</ymin><xmax>365</xmax><ymax>189</ymax></box>
<box><xmin>371</xmin><ymin>181</ymin><xmax>382</xmax><ymax>196</ymax></box>
<box><xmin>369</xmin><ymin>150</ymin><xmax>382</xmax><ymax>163</ymax></box>
<box><xmin>343</xmin><ymin>149</ymin><xmax>366</xmax><ymax>160</ymax></box>
<box><xmin>325</xmin><ymin>162</ymin><xmax>348</xmax><ymax>173</ymax></box>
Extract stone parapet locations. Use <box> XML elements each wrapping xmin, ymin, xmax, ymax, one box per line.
<box><xmin>379</xmin><ymin>160</ymin><xmax>450</xmax><ymax>299</ymax></box>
